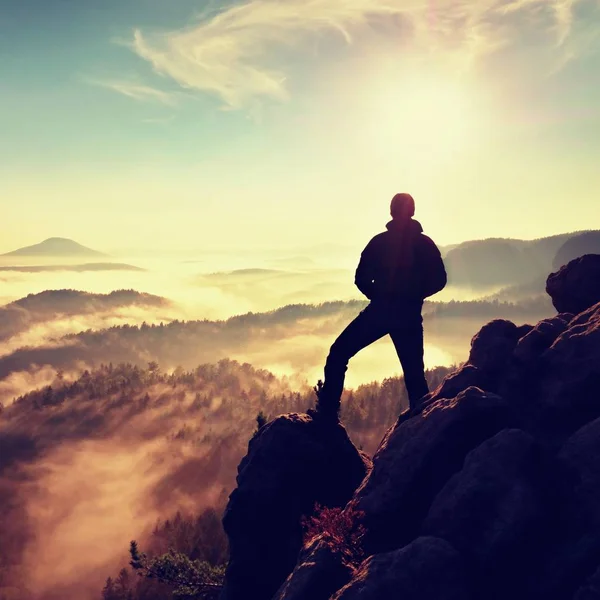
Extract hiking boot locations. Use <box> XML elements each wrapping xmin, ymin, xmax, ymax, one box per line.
<box><xmin>307</xmin><ymin>405</ymin><xmax>340</xmax><ymax>424</ymax></box>
<box><xmin>308</xmin><ymin>380</ymin><xmax>341</xmax><ymax>424</ymax></box>
<box><xmin>395</xmin><ymin>395</ymin><xmax>433</xmax><ymax>427</ymax></box>
<box><xmin>395</xmin><ymin>409</ymin><xmax>413</xmax><ymax>427</ymax></box>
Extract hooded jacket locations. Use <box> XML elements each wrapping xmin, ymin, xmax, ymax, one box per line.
<box><xmin>354</xmin><ymin>218</ymin><xmax>447</xmax><ymax>311</ymax></box>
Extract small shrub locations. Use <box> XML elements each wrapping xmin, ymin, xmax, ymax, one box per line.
<box><xmin>129</xmin><ymin>540</ymin><xmax>224</xmax><ymax>599</ymax></box>
<box><xmin>301</xmin><ymin>503</ymin><xmax>366</xmax><ymax>568</ymax></box>
<box><xmin>254</xmin><ymin>411</ymin><xmax>268</xmax><ymax>435</ymax></box>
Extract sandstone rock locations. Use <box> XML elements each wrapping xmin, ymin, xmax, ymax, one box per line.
<box><xmin>331</xmin><ymin>537</ymin><xmax>471</xmax><ymax>600</ymax></box>
<box><xmin>423</xmin><ymin>429</ymin><xmax>562</xmax><ymax>598</ymax></box>
<box><xmin>574</xmin><ymin>563</ymin><xmax>600</xmax><ymax>600</ymax></box>
<box><xmin>468</xmin><ymin>319</ymin><xmax>520</xmax><ymax>375</ymax></box>
<box><xmin>220</xmin><ymin>413</ymin><xmax>370</xmax><ymax>600</ymax></box>
<box><xmin>427</xmin><ymin>365</ymin><xmax>485</xmax><ymax>402</ymax></box>
<box><xmin>513</xmin><ymin>314</ymin><xmax>571</xmax><ymax>364</ymax></box>
<box><xmin>530</xmin><ymin>527</ymin><xmax>600</xmax><ymax>600</ymax></box>
<box><xmin>546</xmin><ymin>254</ymin><xmax>600</xmax><ymax>315</ymax></box>
<box><xmin>516</xmin><ymin>323</ymin><xmax>535</xmax><ymax>339</ymax></box>
<box><xmin>560</xmin><ymin>416</ymin><xmax>600</xmax><ymax>525</ymax></box>
<box><xmin>502</xmin><ymin>403</ymin><xmax>600</xmax><ymax>600</ymax></box>
<box><xmin>273</xmin><ymin>536</ymin><xmax>353</xmax><ymax>600</ymax></box>
<box><xmin>220</xmin><ymin>259</ymin><xmax>600</xmax><ymax>600</ymax></box>
<box><xmin>353</xmin><ymin>387</ymin><xmax>513</xmax><ymax>554</ymax></box>
<box><xmin>538</xmin><ymin>303</ymin><xmax>600</xmax><ymax>433</ymax></box>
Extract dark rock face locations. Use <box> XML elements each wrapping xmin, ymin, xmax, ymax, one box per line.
<box><xmin>513</xmin><ymin>314</ymin><xmax>571</xmax><ymax>364</ymax></box>
<box><xmin>539</xmin><ymin>303</ymin><xmax>600</xmax><ymax>432</ymax></box>
<box><xmin>331</xmin><ymin>537</ymin><xmax>470</xmax><ymax>600</ymax></box>
<box><xmin>273</xmin><ymin>537</ymin><xmax>353</xmax><ymax>600</ymax></box>
<box><xmin>523</xmin><ymin>417</ymin><xmax>600</xmax><ymax>600</ymax></box>
<box><xmin>423</xmin><ymin>429</ymin><xmax>562</xmax><ymax>598</ymax></box>
<box><xmin>468</xmin><ymin>319</ymin><xmax>520</xmax><ymax>375</ymax></box>
<box><xmin>220</xmin><ymin>413</ymin><xmax>369</xmax><ymax>600</ymax></box>
<box><xmin>228</xmin><ymin>257</ymin><xmax>600</xmax><ymax>600</ymax></box>
<box><xmin>575</xmin><ymin>564</ymin><xmax>600</xmax><ymax>600</ymax></box>
<box><xmin>561</xmin><ymin>416</ymin><xmax>600</xmax><ymax>525</ymax></box>
<box><xmin>353</xmin><ymin>387</ymin><xmax>513</xmax><ymax>554</ymax></box>
<box><xmin>427</xmin><ymin>364</ymin><xmax>484</xmax><ymax>402</ymax></box>
<box><xmin>546</xmin><ymin>254</ymin><xmax>600</xmax><ymax>315</ymax></box>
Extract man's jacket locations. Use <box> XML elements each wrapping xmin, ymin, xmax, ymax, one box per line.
<box><xmin>355</xmin><ymin>218</ymin><xmax>447</xmax><ymax>315</ymax></box>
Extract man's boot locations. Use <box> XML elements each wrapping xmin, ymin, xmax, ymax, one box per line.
<box><xmin>395</xmin><ymin>392</ymin><xmax>431</xmax><ymax>427</ymax></box>
<box><xmin>307</xmin><ymin>380</ymin><xmax>340</xmax><ymax>424</ymax></box>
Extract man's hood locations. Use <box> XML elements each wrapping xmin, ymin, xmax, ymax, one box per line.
<box><xmin>386</xmin><ymin>218</ymin><xmax>423</xmax><ymax>235</ymax></box>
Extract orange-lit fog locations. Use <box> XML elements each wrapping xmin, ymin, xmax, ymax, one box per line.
<box><xmin>0</xmin><ymin>249</ymin><xmax>554</xmax><ymax>599</ymax></box>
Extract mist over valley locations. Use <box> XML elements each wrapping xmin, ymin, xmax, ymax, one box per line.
<box><xmin>0</xmin><ymin>229</ymin><xmax>597</xmax><ymax>600</ymax></box>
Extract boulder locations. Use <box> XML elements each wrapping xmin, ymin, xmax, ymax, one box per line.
<box><xmin>218</xmin><ymin>258</ymin><xmax>600</xmax><ymax>600</ymax></box>
<box><xmin>273</xmin><ymin>536</ymin><xmax>353</xmax><ymax>600</ymax></box>
<box><xmin>529</xmin><ymin>528</ymin><xmax>600</xmax><ymax>600</ymax></box>
<box><xmin>331</xmin><ymin>537</ymin><xmax>471</xmax><ymax>600</ymax></box>
<box><xmin>467</xmin><ymin>319</ymin><xmax>520</xmax><ymax>376</ymax></box>
<box><xmin>538</xmin><ymin>303</ymin><xmax>600</xmax><ymax>433</ymax></box>
<box><xmin>220</xmin><ymin>413</ymin><xmax>370</xmax><ymax>600</ymax></box>
<box><xmin>353</xmin><ymin>387</ymin><xmax>513</xmax><ymax>554</ymax></box>
<box><xmin>546</xmin><ymin>254</ymin><xmax>600</xmax><ymax>315</ymax></box>
<box><xmin>575</xmin><ymin>564</ymin><xmax>600</xmax><ymax>600</ymax></box>
<box><xmin>427</xmin><ymin>365</ymin><xmax>485</xmax><ymax>403</ymax></box>
<box><xmin>422</xmin><ymin>429</ymin><xmax>563</xmax><ymax>598</ymax></box>
<box><xmin>513</xmin><ymin>314</ymin><xmax>572</xmax><ymax>364</ymax></box>
<box><xmin>560</xmin><ymin>416</ymin><xmax>600</xmax><ymax>525</ymax></box>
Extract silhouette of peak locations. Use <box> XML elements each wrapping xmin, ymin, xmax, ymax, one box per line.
<box><xmin>43</xmin><ymin>237</ymin><xmax>72</xmax><ymax>242</ymax></box>
<box><xmin>1</xmin><ymin>237</ymin><xmax>107</xmax><ymax>257</ymax></box>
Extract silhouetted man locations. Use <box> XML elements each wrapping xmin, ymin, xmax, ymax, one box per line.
<box><xmin>314</xmin><ymin>193</ymin><xmax>447</xmax><ymax>422</ymax></box>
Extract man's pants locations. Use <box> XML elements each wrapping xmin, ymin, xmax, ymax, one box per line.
<box><xmin>322</xmin><ymin>304</ymin><xmax>429</xmax><ymax>410</ymax></box>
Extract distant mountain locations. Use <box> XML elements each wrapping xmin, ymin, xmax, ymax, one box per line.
<box><xmin>0</xmin><ymin>289</ymin><xmax>172</xmax><ymax>344</ymax></box>
<box><xmin>1</xmin><ymin>237</ymin><xmax>106</xmax><ymax>257</ymax></box>
<box><xmin>553</xmin><ymin>231</ymin><xmax>600</xmax><ymax>270</ymax></box>
<box><xmin>0</xmin><ymin>262</ymin><xmax>144</xmax><ymax>273</ymax></box>
<box><xmin>443</xmin><ymin>230</ymin><xmax>599</xmax><ymax>288</ymax></box>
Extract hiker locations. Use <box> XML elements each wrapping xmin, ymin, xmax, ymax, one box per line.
<box><xmin>314</xmin><ymin>193</ymin><xmax>447</xmax><ymax>421</ymax></box>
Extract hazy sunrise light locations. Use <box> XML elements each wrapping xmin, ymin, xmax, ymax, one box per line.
<box><xmin>1</xmin><ymin>1</ymin><xmax>599</xmax><ymax>599</ymax></box>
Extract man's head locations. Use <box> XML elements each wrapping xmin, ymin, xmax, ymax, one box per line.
<box><xmin>390</xmin><ymin>193</ymin><xmax>415</xmax><ymax>220</ymax></box>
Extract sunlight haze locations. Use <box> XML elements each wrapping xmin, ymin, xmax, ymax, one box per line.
<box><xmin>2</xmin><ymin>3</ymin><xmax>600</xmax><ymax>600</ymax></box>
<box><xmin>1</xmin><ymin>0</ymin><xmax>599</xmax><ymax>253</ymax></box>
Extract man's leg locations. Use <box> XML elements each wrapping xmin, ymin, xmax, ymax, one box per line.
<box><xmin>390</xmin><ymin>323</ymin><xmax>429</xmax><ymax>410</ymax></box>
<box><xmin>320</xmin><ymin>306</ymin><xmax>389</xmax><ymax>411</ymax></box>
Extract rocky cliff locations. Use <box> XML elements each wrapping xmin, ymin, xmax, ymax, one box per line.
<box><xmin>222</xmin><ymin>253</ymin><xmax>600</xmax><ymax>600</ymax></box>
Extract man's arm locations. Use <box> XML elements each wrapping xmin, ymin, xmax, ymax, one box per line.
<box><xmin>419</xmin><ymin>236</ymin><xmax>447</xmax><ymax>298</ymax></box>
<box><xmin>355</xmin><ymin>239</ymin><xmax>377</xmax><ymax>300</ymax></box>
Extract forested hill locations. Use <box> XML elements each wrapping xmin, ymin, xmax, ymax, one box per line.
<box><xmin>0</xmin><ymin>359</ymin><xmax>452</xmax><ymax>600</ymax></box>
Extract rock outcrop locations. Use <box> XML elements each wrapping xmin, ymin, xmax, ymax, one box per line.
<box><xmin>220</xmin><ymin>413</ymin><xmax>370</xmax><ymax>600</ymax></box>
<box><xmin>273</xmin><ymin>537</ymin><xmax>353</xmax><ymax>600</ymax></box>
<box><xmin>222</xmin><ymin>254</ymin><xmax>600</xmax><ymax>600</ymax></box>
<box><xmin>354</xmin><ymin>386</ymin><xmax>513</xmax><ymax>554</ymax></box>
<box><xmin>331</xmin><ymin>537</ymin><xmax>470</xmax><ymax>600</ymax></box>
<box><xmin>546</xmin><ymin>254</ymin><xmax>600</xmax><ymax>314</ymax></box>
<box><xmin>422</xmin><ymin>429</ymin><xmax>567</xmax><ymax>598</ymax></box>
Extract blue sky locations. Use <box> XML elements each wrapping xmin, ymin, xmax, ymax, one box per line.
<box><xmin>1</xmin><ymin>0</ymin><xmax>599</xmax><ymax>253</ymax></box>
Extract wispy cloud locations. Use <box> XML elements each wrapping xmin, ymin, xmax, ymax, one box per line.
<box><xmin>86</xmin><ymin>78</ymin><xmax>178</xmax><ymax>106</ymax></box>
<box><xmin>142</xmin><ymin>115</ymin><xmax>176</xmax><ymax>125</ymax></box>
<box><xmin>127</xmin><ymin>0</ymin><xmax>589</xmax><ymax>110</ymax></box>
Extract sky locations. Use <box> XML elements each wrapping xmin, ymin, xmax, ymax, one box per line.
<box><xmin>1</xmin><ymin>0</ymin><xmax>599</xmax><ymax>255</ymax></box>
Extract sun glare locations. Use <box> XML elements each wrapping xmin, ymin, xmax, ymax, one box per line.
<box><xmin>368</xmin><ymin>72</ymin><xmax>480</xmax><ymax>167</ymax></box>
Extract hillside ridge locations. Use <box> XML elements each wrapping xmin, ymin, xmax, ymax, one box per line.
<box><xmin>221</xmin><ymin>253</ymin><xmax>600</xmax><ymax>600</ymax></box>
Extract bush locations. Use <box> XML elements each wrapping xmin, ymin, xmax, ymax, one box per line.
<box><xmin>301</xmin><ymin>503</ymin><xmax>366</xmax><ymax>568</ymax></box>
<box><xmin>254</xmin><ymin>411</ymin><xmax>268</xmax><ymax>435</ymax></box>
<box><xmin>129</xmin><ymin>541</ymin><xmax>224</xmax><ymax>599</ymax></box>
